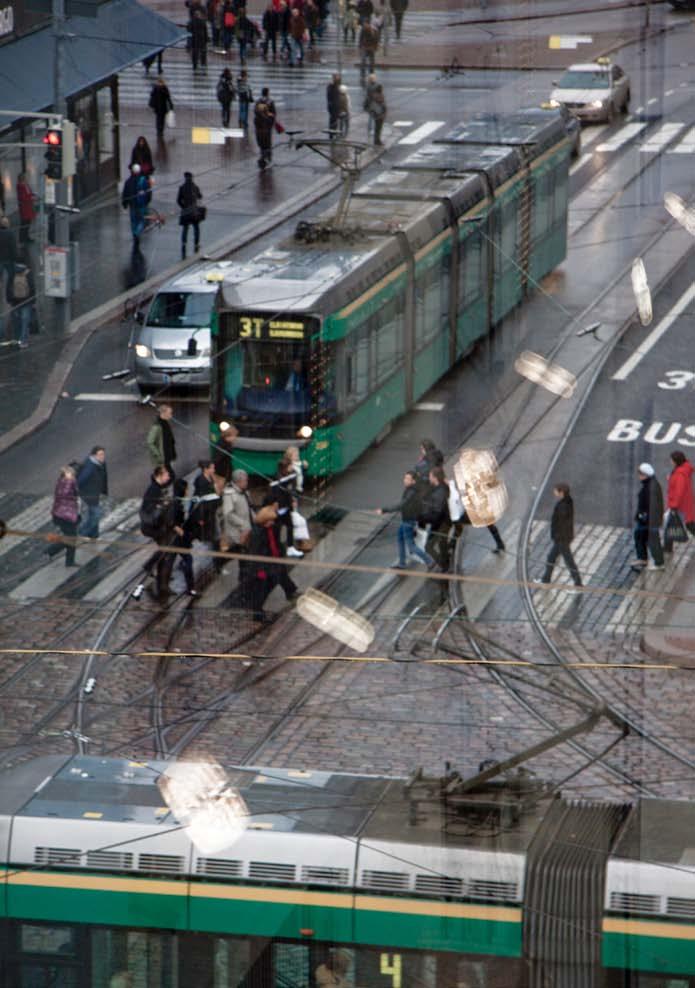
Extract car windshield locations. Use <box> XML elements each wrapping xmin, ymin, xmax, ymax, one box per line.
<box><xmin>557</xmin><ymin>69</ymin><xmax>610</xmax><ymax>89</ymax></box>
<box><xmin>146</xmin><ymin>292</ymin><xmax>214</xmax><ymax>329</ymax></box>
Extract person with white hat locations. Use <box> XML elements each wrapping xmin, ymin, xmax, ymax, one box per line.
<box><xmin>631</xmin><ymin>462</ymin><xmax>664</xmax><ymax>571</ymax></box>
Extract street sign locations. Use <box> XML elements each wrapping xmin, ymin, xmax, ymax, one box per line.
<box><xmin>44</xmin><ymin>245</ymin><xmax>70</xmax><ymax>298</ymax></box>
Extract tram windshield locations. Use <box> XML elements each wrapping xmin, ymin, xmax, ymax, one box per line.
<box><xmin>223</xmin><ymin>341</ymin><xmax>312</xmax><ymax>424</ymax></box>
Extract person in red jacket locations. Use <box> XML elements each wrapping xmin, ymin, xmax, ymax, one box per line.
<box><xmin>16</xmin><ymin>172</ymin><xmax>37</xmax><ymax>245</ymax></box>
<box><xmin>665</xmin><ymin>450</ymin><xmax>695</xmax><ymax>551</ymax></box>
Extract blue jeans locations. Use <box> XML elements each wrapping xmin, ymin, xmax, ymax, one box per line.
<box><xmin>79</xmin><ymin>501</ymin><xmax>101</xmax><ymax>538</ymax></box>
<box><xmin>397</xmin><ymin>521</ymin><xmax>433</xmax><ymax>567</ymax></box>
<box><xmin>290</xmin><ymin>37</ymin><xmax>303</xmax><ymax>64</ymax></box>
<box><xmin>239</xmin><ymin>101</ymin><xmax>249</xmax><ymax>128</ymax></box>
<box><xmin>13</xmin><ymin>303</ymin><xmax>31</xmax><ymax>345</ymax></box>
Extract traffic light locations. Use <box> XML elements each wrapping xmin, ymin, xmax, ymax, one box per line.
<box><xmin>43</xmin><ymin>128</ymin><xmax>62</xmax><ymax>180</ymax></box>
<box><xmin>43</xmin><ymin>121</ymin><xmax>77</xmax><ymax>180</ymax></box>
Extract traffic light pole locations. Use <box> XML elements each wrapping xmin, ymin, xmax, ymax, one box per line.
<box><xmin>52</xmin><ymin>0</ymin><xmax>71</xmax><ymax>332</ymax></box>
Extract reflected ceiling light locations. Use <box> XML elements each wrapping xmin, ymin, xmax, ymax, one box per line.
<box><xmin>453</xmin><ymin>448</ymin><xmax>509</xmax><ymax>528</ymax></box>
<box><xmin>664</xmin><ymin>192</ymin><xmax>695</xmax><ymax>236</ymax></box>
<box><xmin>631</xmin><ymin>258</ymin><xmax>652</xmax><ymax>326</ymax></box>
<box><xmin>296</xmin><ymin>589</ymin><xmax>375</xmax><ymax>652</ymax></box>
<box><xmin>297</xmin><ymin>425</ymin><xmax>313</xmax><ymax>440</ymax></box>
<box><xmin>514</xmin><ymin>350</ymin><xmax>576</xmax><ymax>399</ymax></box>
<box><xmin>158</xmin><ymin>760</ymin><xmax>248</xmax><ymax>854</ymax></box>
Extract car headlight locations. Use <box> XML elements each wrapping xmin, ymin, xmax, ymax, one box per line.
<box><xmin>590</xmin><ymin>99</ymin><xmax>605</xmax><ymax>109</ymax></box>
<box><xmin>134</xmin><ymin>343</ymin><xmax>151</xmax><ymax>358</ymax></box>
<box><xmin>548</xmin><ymin>98</ymin><xmax>560</xmax><ymax>107</ymax></box>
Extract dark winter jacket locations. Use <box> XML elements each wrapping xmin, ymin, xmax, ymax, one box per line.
<box><xmin>636</xmin><ymin>476</ymin><xmax>664</xmax><ymax>528</ymax></box>
<box><xmin>418</xmin><ymin>483</ymin><xmax>450</xmax><ymax>530</ymax></box>
<box><xmin>248</xmin><ymin>521</ymin><xmax>286</xmax><ymax>583</ymax></box>
<box><xmin>129</xmin><ymin>142</ymin><xmax>154</xmax><ymax>175</ymax></box>
<box><xmin>262</xmin><ymin>7</ymin><xmax>279</xmax><ymax>33</ymax></box>
<box><xmin>189</xmin><ymin>473</ymin><xmax>220</xmax><ymax>542</ymax></box>
<box><xmin>52</xmin><ymin>474</ymin><xmax>80</xmax><ymax>524</ymax></box>
<box><xmin>140</xmin><ymin>477</ymin><xmax>176</xmax><ymax>542</ymax></box>
<box><xmin>177</xmin><ymin>179</ymin><xmax>203</xmax><ymax>224</ymax></box>
<box><xmin>236</xmin><ymin>75</ymin><xmax>253</xmax><ymax>104</ymax></box>
<box><xmin>383</xmin><ymin>485</ymin><xmax>421</xmax><ymax>523</ymax></box>
<box><xmin>326</xmin><ymin>80</ymin><xmax>341</xmax><ymax>116</ymax></box>
<box><xmin>148</xmin><ymin>83</ymin><xmax>173</xmax><ymax>116</ymax></box>
<box><xmin>254</xmin><ymin>96</ymin><xmax>276</xmax><ymax>135</ymax></box>
<box><xmin>121</xmin><ymin>174</ymin><xmax>151</xmax><ymax>213</ymax></box>
<box><xmin>0</xmin><ymin>226</ymin><xmax>17</xmax><ymax>265</ymax></box>
<box><xmin>217</xmin><ymin>73</ymin><xmax>235</xmax><ymax>106</ymax></box>
<box><xmin>77</xmin><ymin>456</ymin><xmax>108</xmax><ymax>504</ymax></box>
<box><xmin>550</xmin><ymin>494</ymin><xmax>574</xmax><ymax>546</ymax></box>
<box><xmin>190</xmin><ymin>13</ymin><xmax>209</xmax><ymax>46</ymax></box>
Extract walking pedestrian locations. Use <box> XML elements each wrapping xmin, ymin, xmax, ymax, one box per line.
<box><xmin>143</xmin><ymin>48</ymin><xmax>164</xmax><ymax>75</ymax></box>
<box><xmin>177</xmin><ymin>171</ymin><xmax>204</xmax><ymax>259</ymax></box>
<box><xmin>254</xmin><ymin>87</ymin><xmax>277</xmax><ymax>169</ymax></box>
<box><xmin>148</xmin><ymin>77</ymin><xmax>174</xmax><ymax>138</ymax></box>
<box><xmin>539</xmin><ymin>483</ymin><xmax>582</xmax><ymax>586</ymax></box>
<box><xmin>213</xmin><ymin>424</ymin><xmax>238</xmax><ymax>492</ymax></box>
<box><xmin>237</xmin><ymin>69</ymin><xmax>254</xmax><ymax>130</ymax></box>
<box><xmin>327</xmin><ymin>73</ymin><xmax>342</xmax><ymax>133</ymax></box>
<box><xmin>172</xmin><ymin>477</ymin><xmax>197</xmax><ymax>596</ymax></box>
<box><xmin>261</xmin><ymin>1</ymin><xmax>279</xmax><ymax>58</ymax></box>
<box><xmin>664</xmin><ymin>450</ymin><xmax>695</xmax><ymax>552</ymax></box>
<box><xmin>413</xmin><ymin>438</ymin><xmax>443</xmax><ymax>488</ymax></box>
<box><xmin>357</xmin><ymin>0</ymin><xmax>373</xmax><ymax>23</ymax></box>
<box><xmin>6</xmin><ymin>257</ymin><xmax>34</xmax><ymax>349</ymax></box>
<box><xmin>146</xmin><ymin>403</ymin><xmax>177</xmax><ymax>476</ymax></box>
<box><xmin>631</xmin><ymin>463</ymin><xmax>665</xmax><ymax>571</ymax></box>
<box><xmin>377</xmin><ymin>470</ymin><xmax>437</xmax><ymax>570</ymax></box>
<box><xmin>235</xmin><ymin>7</ymin><xmax>252</xmax><ymax>62</ymax></box>
<box><xmin>190</xmin><ymin>460</ymin><xmax>220</xmax><ymax>546</ymax></box>
<box><xmin>364</xmin><ymin>72</ymin><xmax>378</xmax><ymax>136</ymax></box>
<box><xmin>221</xmin><ymin>0</ymin><xmax>235</xmax><ymax>52</ymax></box>
<box><xmin>219</xmin><ymin>469</ymin><xmax>255</xmax><ymax>576</ymax></box>
<box><xmin>121</xmin><ymin>164</ymin><xmax>151</xmax><ymax>249</ymax></box>
<box><xmin>129</xmin><ymin>135</ymin><xmax>154</xmax><ymax>176</ymax></box>
<box><xmin>216</xmin><ymin>68</ymin><xmax>235</xmax><ymax>127</ymax></box>
<box><xmin>208</xmin><ymin>0</ymin><xmax>221</xmax><ymax>47</ymax></box>
<box><xmin>343</xmin><ymin>0</ymin><xmax>358</xmax><ymax>42</ymax></box>
<box><xmin>46</xmin><ymin>466</ymin><xmax>80</xmax><ymax>567</ymax></box>
<box><xmin>359</xmin><ymin>18</ymin><xmax>379</xmax><ymax>83</ymax></box>
<box><xmin>279</xmin><ymin>0</ymin><xmax>292</xmax><ymax>58</ymax></box>
<box><xmin>0</xmin><ymin>215</ymin><xmax>17</xmax><ymax>291</ymax></box>
<box><xmin>16</xmin><ymin>172</ymin><xmax>37</xmax><ymax>245</ymax></box>
<box><xmin>305</xmin><ymin>0</ymin><xmax>320</xmax><ymax>47</ymax></box>
<box><xmin>418</xmin><ymin>466</ymin><xmax>451</xmax><ymax>571</ymax></box>
<box><xmin>140</xmin><ymin>465</ymin><xmax>177</xmax><ymax>604</ymax></box>
<box><xmin>288</xmin><ymin>7</ymin><xmax>305</xmax><ymax>65</ymax></box>
<box><xmin>77</xmin><ymin>446</ymin><xmax>108</xmax><ymax>539</ymax></box>
<box><xmin>389</xmin><ymin>0</ymin><xmax>406</xmax><ymax>38</ymax></box>
<box><xmin>337</xmin><ymin>84</ymin><xmax>351</xmax><ymax>136</ymax></box>
<box><xmin>269</xmin><ymin>457</ymin><xmax>304</xmax><ymax>557</ymax></box>
<box><xmin>231</xmin><ymin>504</ymin><xmax>299</xmax><ymax>622</ymax></box>
<box><xmin>189</xmin><ymin>9</ymin><xmax>209</xmax><ymax>69</ymax></box>
<box><xmin>365</xmin><ymin>82</ymin><xmax>386</xmax><ymax>144</ymax></box>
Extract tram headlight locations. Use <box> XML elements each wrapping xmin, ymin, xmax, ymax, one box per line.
<box><xmin>296</xmin><ymin>588</ymin><xmax>375</xmax><ymax>653</ymax></box>
<box><xmin>158</xmin><ymin>759</ymin><xmax>248</xmax><ymax>854</ymax></box>
<box><xmin>297</xmin><ymin>425</ymin><xmax>313</xmax><ymax>440</ymax></box>
<box><xmin>134</xmin><ymin>343</ymin><xmax>151</xmax><ymax>359</ymax></box>
<box><xmin>219</xmin><ymin>421</ymin><xmax>231</xmax><ymax>433</ymax></box>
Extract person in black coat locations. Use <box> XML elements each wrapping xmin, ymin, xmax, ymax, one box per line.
<box><xmin>418</xmin><ymin>467</ymin><xmax>451</xmax><ymax>571</ymax></box>
<box><xmin>141</xmin><ymin>465</ymin><xmax>178</xmax><ymax>602</ymax></box>
<box><xmin>177</xmin><ymin>171</ymin><xmax>204</xmax><ymax>259</ymax></box>
<box><xmin>189</xmin><ymin>9</ymin><xmax>209</xmax><ymax>70</ymax></box>
<box><xmin>173</xmin><ymin>477</ymin><xmax>197</xmax><ymax>595</ymax></box>
<box><xmin>189</xmin><ymin>460</ymin><xmax>220</xmax><ymax>544</ymax></box>
<box><xmin>230</xmin><ymin>505</ymin><xmax>298</xmax><ymax>621</ymax></box>
<box><xmin>261</xmin><ymin>2</ymin><xmax>279</xmax><ymax>59</ymax></box>
<box><xmin>253</xmin><ymin>87</ymin><xmax>276</xmax><ymax>169</ymax></box>
<box><xmin>389</xmin><ymin>0</ymin><xmax>407</xmax><ymax>38</ymax></box>
<box><xmin>326</xmin><ymin>73</ymin><xmax>342</xmax><ymax>132</ymax></box>
<box><xmin>216</xmin><ymin>68</ymin><xmax>235</xmax><ymax>127</ymax></box>
<box><xmin>540</xmin><ymin>483</ymin><xmax>582</xmax><ymax>586</ymax></box>
<box><xmin>77</xmin><ymin>446</ymin><xmax>108</xmax><ymax>538</ymax></box>
<box><xmin>631</xmin><ymin>463</ymin><xmax>665</xmax><ymax>570</ymax></box>
<box><xmin>413</xmin><ymin>438</ymin><xmax>443</xmax><ymax>489</ymax></box>
<box><xmin>148</xmin><ymin>77</ymin><xmax>174</xmax><ymax>138</ymax></box>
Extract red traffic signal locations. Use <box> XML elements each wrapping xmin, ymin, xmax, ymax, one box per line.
<box><xmin>43</xmin><ymin>129</ymin><xmax>62</xmax><ymax>147</ymax></box>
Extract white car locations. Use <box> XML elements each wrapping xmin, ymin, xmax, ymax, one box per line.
<box><xmin>549</xmin><ymin>59</ymin><xmax>630</xmax><ymax>123</ymax></box>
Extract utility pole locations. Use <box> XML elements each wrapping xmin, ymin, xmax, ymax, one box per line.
<box><xmin>51</xmin><ymin>0</ymin><xmax>72</xmax><ymax>332</ymax></box>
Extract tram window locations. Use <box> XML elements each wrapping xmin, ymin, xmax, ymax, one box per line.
<box><xmin>375</xmin><ymin>297</ymin><xmax>404</xmax><ymax>383</ymax></box>
<box><xmin>534</xmin><ymin>171</ymin><xmax>552</xmax><ymax>237</ymax></box>
<box><xmin>553</xmin><ymin>168</ymin><xmax>567</xmax><ymax>225</ymax></box>
<box><xmin>500</xmin><ymin>203</ymin><xmax>517</xmax><ymax>268</ymax></box>
<box><xmin>346</xmin><ymin>331</ymin><xmax>370</xmax><ymax>404</ymax></box>
<box><xmin>416</xmin><ymin>258</ymin><xmax>449</xmax><ymax>345</ymax></box>
<box><xmin>460</xmin><ymin>232</ymin><xmax>482</xmax><ymax>305</ymax></box>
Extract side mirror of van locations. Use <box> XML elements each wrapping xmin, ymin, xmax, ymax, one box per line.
<box><xmin>187</xmin><ymin>338</ymin><xmax>198</xmax><ymax>357</ymax></box>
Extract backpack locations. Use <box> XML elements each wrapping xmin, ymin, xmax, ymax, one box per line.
<box><xmin>217</xmin><ymin>78</ymin><xmax>234</xmax><ymax>103</ymax></box>
<box><xmin>224</xmin><ymin>10</ymin><xmax>235</xmax><ymax>26</ymax></box>
<box><xmin>12</xmin><ymin>268</ymin><xmax>30</xmax><ymax>301</ymax></box>
<box><xmin>140</xmin><ymin>496</ymin><xmax>166</xmax><ymax>538</ymax></box>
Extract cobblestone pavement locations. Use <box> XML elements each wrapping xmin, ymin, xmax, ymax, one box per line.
<box><xmin>2</xmin><ymin>593</ymin><xmax>693</xmax><ymax>803</ymax></box>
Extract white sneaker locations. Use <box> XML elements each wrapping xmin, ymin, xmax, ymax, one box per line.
<box><xmin>647</xmin><ymin>562</ymin><xmax>664</xmax><ymax>571</ymax></box>
<box><xmin>286</xmin><ymin>546</ymin><xmax>304</xmax><ymax>558</ymax></box>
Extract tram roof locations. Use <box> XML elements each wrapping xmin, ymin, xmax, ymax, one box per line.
<box><xmin>0</xmin><ymin>755</ymin><xmax>548</xmax><ymax>852</ymax></box>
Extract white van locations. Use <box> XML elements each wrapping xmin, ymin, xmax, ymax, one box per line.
<box><xmin>133</xmin><ymin>262</ymin><xmax>233</xmax><ymax>391</ymax></box>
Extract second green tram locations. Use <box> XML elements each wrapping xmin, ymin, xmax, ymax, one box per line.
<box><xmin>211</xmin><ymin>110</ymin><xmax>570</xmax><ymax>477</ymax></box>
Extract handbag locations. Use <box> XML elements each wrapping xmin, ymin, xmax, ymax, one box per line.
<box><xmin>665</xmin><ymin>510</ymin><xmax>689</xmax><ymax>544</ymax></box>
<box><xmin>165</xmin><ymin>109</ymin><xmax>176</xmax><ymax>129</ymax></box>
<box><xmin>290</xmin><ymin>510</ymin><xmax>310</xmax><ymax>542</ymax></box>
<box><xmin>275</xmin><ymin>120</ymin><xmax>285</xmax><ymax>134</ymax></box>
<box><xmin>196</xmin><ymin>205</ymin><xmax>207</xmax><ymax>222</ymax></box>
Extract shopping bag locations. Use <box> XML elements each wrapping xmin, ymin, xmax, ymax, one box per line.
<box><xmin>291</xmin><ymin>510</ymin><xmax>310</xmax><ymax>542</ymax></box>
<box><xmin>414</xmin><ymin>525</ymin><xmax>428</xmax><ymax>551</ymax></box>
<box><xmin>165</xmin><ymin>109</ymin><xmax>176</xmax><ymax>129</ymax></box>
<box><xmin>665</xmin><ymin>510</ymin><xmax>689</xmax><ymax>544</ymax></box>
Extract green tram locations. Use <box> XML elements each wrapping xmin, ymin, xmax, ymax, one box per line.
<box><xmin>210</xmin><ymin>111</ymin><xmax>570</xmax><ymax>478</ymax></box>
<box><xmin>1</xmin><ymin>756</ymin><xmax>694</xmax><ymax>987</ymax></box>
